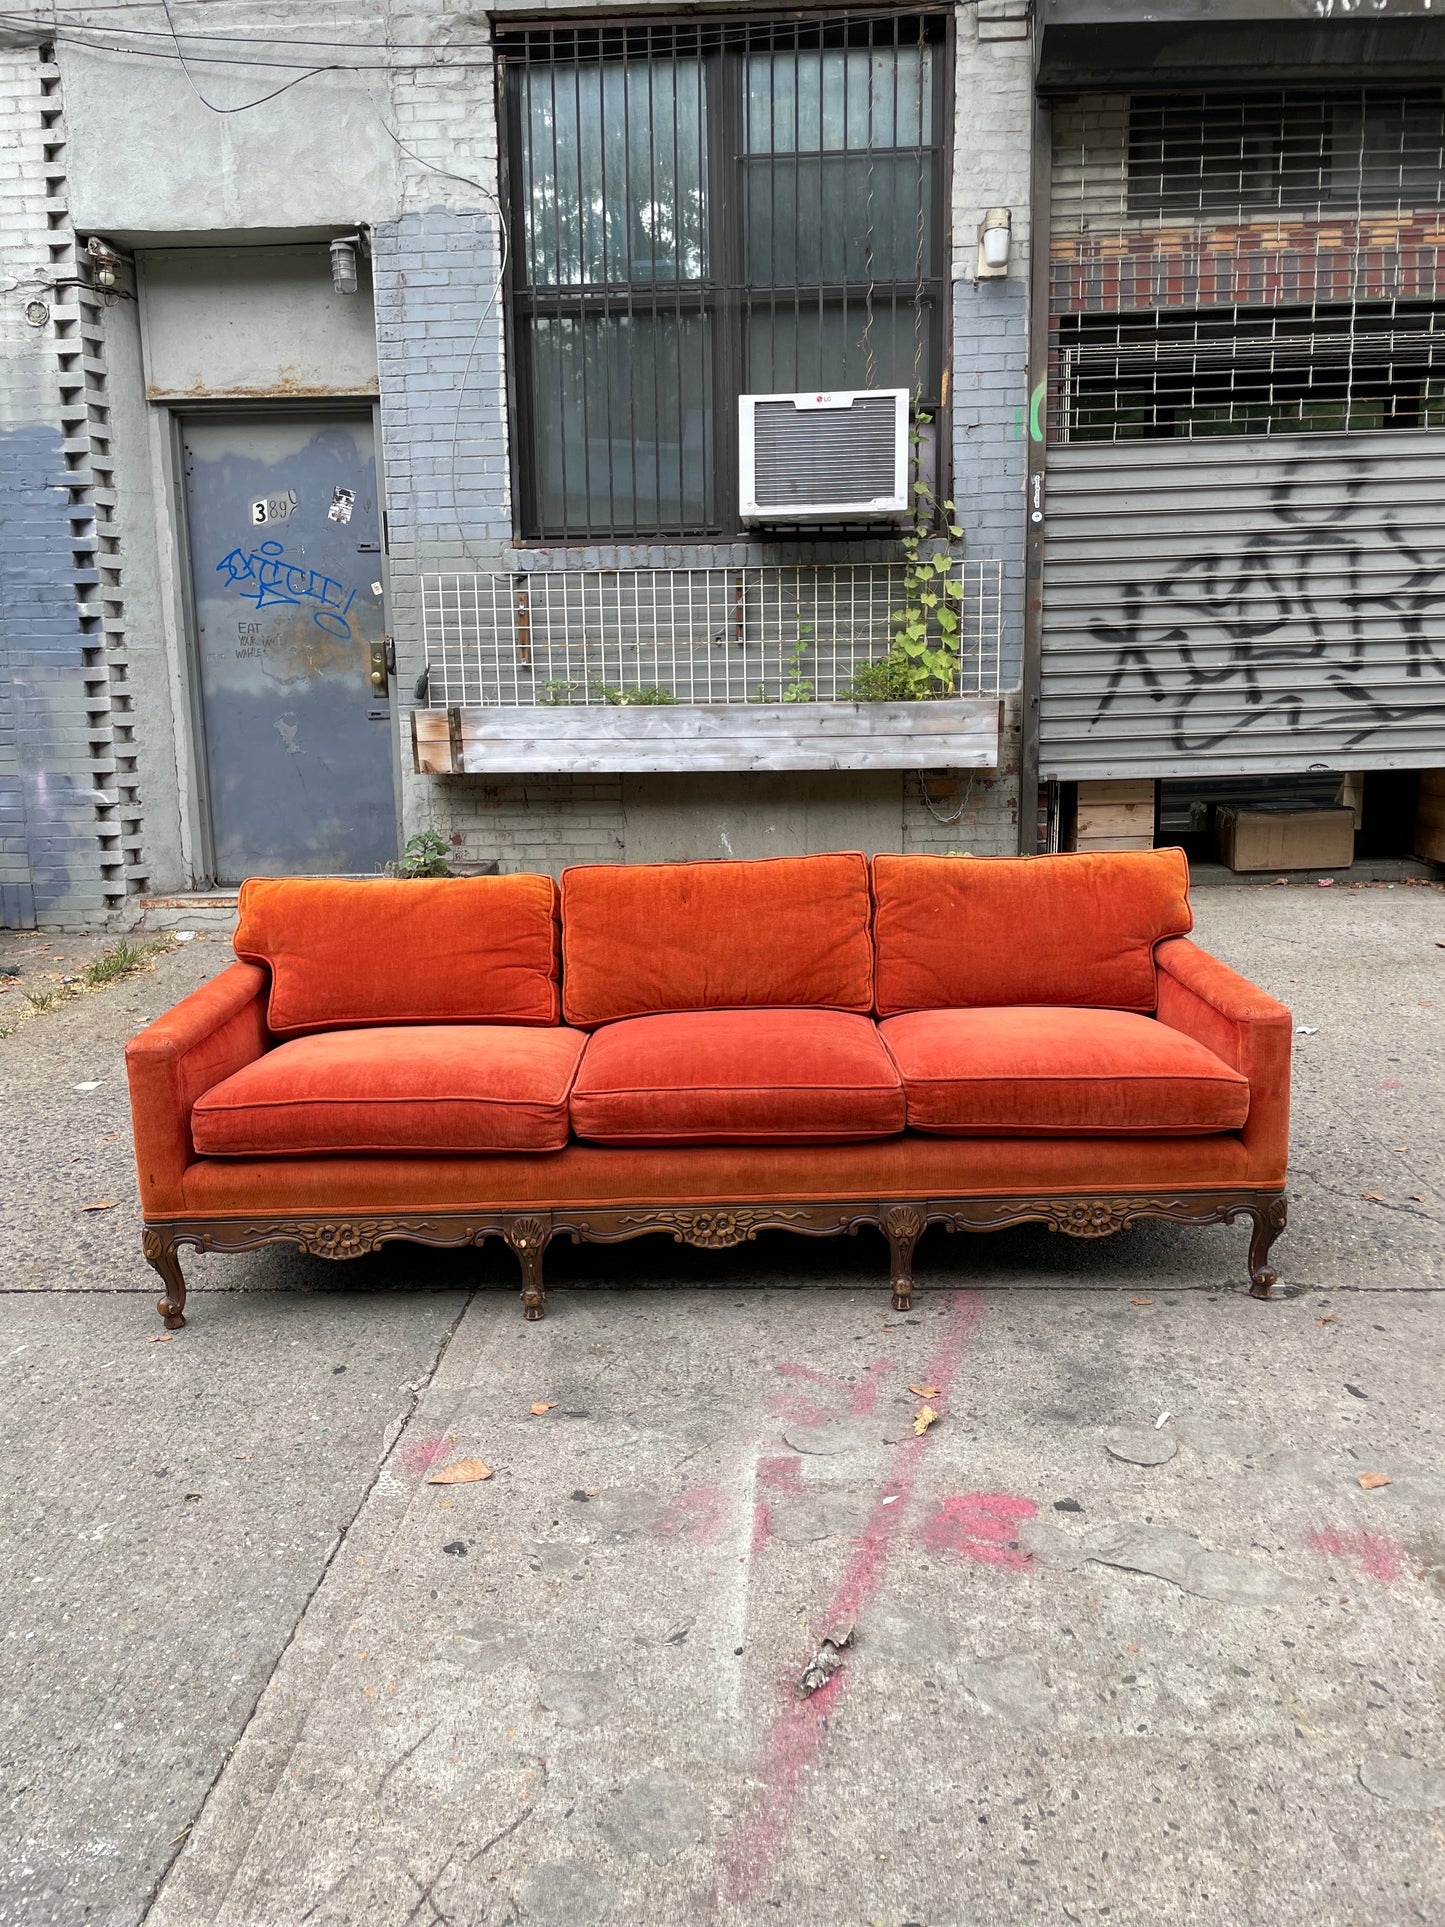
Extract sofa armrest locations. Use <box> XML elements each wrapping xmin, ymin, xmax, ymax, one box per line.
<box><xmin>1154</xmin><ymin>937</ymin><xmax>1292</xmax><ymax>1184</ymax></box>
<box><xmin>125</xmin><ymin>962</ymin><xmax>271</xmax><ymax>1217</ymax></box>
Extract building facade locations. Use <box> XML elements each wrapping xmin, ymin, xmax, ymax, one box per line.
<box><xmin>0</xmin><ymin>0</ymin><xmax>1030</xmax><ymax>924</ymax></box>
<box><xmin>0</xmin><ymin>0</ymin><xmax>1440</xmax><ymax>926</ymax></box>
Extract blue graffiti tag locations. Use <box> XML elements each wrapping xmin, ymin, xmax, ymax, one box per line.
<box><xmin>216</xmin><ymin>540</ymin><xmax>358</xmax><ymax>639</ymax></box>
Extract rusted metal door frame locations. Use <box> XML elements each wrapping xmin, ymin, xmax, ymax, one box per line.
<box><xmin>162</xmin><ymin>397</ymin><xmax>398</xmax><ymax>885</ymax></box>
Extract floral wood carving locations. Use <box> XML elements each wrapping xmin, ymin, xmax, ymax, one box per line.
<box><xmin>630</xmin><ymin>1207</ymin><xmax>811</xmax><ymax>1249</ymax></box>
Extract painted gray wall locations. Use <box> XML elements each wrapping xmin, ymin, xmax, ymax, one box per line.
<box><xmin>139</xmin><ymin>248</ymin><xmax>380</xmax><ymax>400</ymax></box>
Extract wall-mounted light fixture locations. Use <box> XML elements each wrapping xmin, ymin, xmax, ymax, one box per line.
<box><xmin>330</xmin><ymin>227</ymin><xmax>372</xmax><ymax>295</ymax></box>
<box><xmin>330</xmin><ymin>235</ymin><xmax>360</xmax><ymax>294</ymax></box>
<box><xmin>85</xmin><ymin>235</ymin><xmax>132</xmax><ymax>289</ymax></box>
<box><xmin>977</xmin><ymin>207</ymin><xmax>1012</xmax><ymax>279</ymax></box>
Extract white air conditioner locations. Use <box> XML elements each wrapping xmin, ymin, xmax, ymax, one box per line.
<box><xmin>739</xmin><ymin>388</ymin><xmax>910</xmax><ymax>525</ymax></box>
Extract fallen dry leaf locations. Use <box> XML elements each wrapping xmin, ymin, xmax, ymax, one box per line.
<box><xmin>1362</xmin><ymin>1193</ymin><xmax>1386</xmax><ymax>1203</ymax></box>
<box><xmin>913</xmin><ymin>1404</ymin><xmax>937</xmax><ymax>1436</ymax></box>
<box><xmin>1317</xmin><ymin>1314</ymin><xmax>1337</xmax><ymax>1325</ymax></box>
<box><xmin>907</xmin><ymin>1383</ymin><xmax>940</xmax><ymax>1399</ymax></box>
<box><xmin>529</xmin><ymin>1401</ymin><xmax>557</xmax><ymax>1416</ymax></box>
<box><xmin>79</xmin><ymin>1198</ymin><xmax>118</xmax><ymax>1212</ymax></box>
<box><xmin>1410</xmin><ymin>1195</ymin><xmax>1427</xmax><ymax>1203</ymax></box>
<box><xmin>1131</xmin><ymin>1296</ymin><xmax>1154</xmax><ymax>1306</ymax></box>
<box><xmin>147</xmin><ymin>1333</ymin><xmax>173</xmax><ymax>1344</ymax></box>
<box><xmin>427</xmin><ymin>1458</ymin><xmax>492</xmax><ymax>1485</ymax></box>
<box><xmin>1357</xmin><ymin>1471</ymin><xmax>1391</xmax><ymax>1490</ymax></box>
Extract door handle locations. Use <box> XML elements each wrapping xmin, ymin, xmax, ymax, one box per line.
<box><xmin>368</xmin><ymin>640</ymin><xmax>389</xmax><ymax>694</ymax></box>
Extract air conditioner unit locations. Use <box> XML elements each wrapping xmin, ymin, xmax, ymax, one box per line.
<box><xmin>739</xmin><ymin>389</ymin><xmax>910</xmax><ymax>525</ymax></box>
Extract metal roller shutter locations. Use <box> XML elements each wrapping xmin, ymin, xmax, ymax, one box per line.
<box><xmin>1039</xmin><ymin>431</ymin><xmax>1445</xmax><ymax>780</ymax></box>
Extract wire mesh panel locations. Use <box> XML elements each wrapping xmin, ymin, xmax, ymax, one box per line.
<box><xmin>1049</xmin><ymin>90</ymin><xmax>1445</xmax><ymax>443</ymax></box>
<box><xmin>420</xmin><ymin>562</ymin><xmax>1003</xmax><ymax>706</ymax></box>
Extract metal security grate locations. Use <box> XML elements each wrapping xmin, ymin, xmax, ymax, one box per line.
<box><xmin>499</xmin><ymin>11</ymin><xmax>948</xmax><ymax>539</ymax></box>
<box><xmin>420</xmin><ymin>563</ymin><xmax>1003</xmax><ymax>706</ymax></box>
<box><xmin>1049</xmin><ymin>89</ymin><xmax>1445</xmax><ymax>443</ymax></box>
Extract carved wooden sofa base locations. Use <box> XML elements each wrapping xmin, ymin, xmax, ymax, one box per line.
<box><xmin>142</xmin><ymin>1187</ymin><xmax>1287</xmax><ymax>1328</ymax></box>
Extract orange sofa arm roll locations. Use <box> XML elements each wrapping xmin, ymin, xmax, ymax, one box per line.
<box><xmin>125</xmin><ymin>962</ymin><xmax>271</xmax><ymax>1216</ymax></box>
<box><xmin>1154</xmin><ymin>937</ymin><xmax>1292</xmax><ymax>1184</ymax></box>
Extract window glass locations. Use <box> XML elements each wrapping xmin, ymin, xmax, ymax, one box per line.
<box><xmin>746</xmin><ymin>302</ymin><xmax>929</xmax><ymax>393</ymax></box>
<box><xmin>525</xmin><ymin>313</ymin><xmax>713</xmax><ymax>533</ymax></box>
<box><xmin>744</xmin><ymin>47</ymin><xmax>932</xmax><ymax>154</ymax></box>
<box><xmin>521</xmin><ymin>58</ymin><xmax>707</xmax><ymax>286</ymax></box>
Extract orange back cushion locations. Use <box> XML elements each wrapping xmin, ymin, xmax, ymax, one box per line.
<box><xmin>234</xmin><ymin>875</ymin><xmax>560</xmax><ymax>1036</ymax></box>
<box><xmin>561</xmin><ymin>853</ymin><xmax>874</xmax><ymax>1025</ymax></box>
<box><xmin>872</xmin><ymin>849</ymin><xmax>1192</xmax><ymax>1015</ymax></box>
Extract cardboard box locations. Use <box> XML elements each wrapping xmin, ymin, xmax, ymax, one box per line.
<box><xmin>1066</xmin><ymin>779</ymin><xmax>1156</xmax><ymax>852</ymax></box>
<box><xmin>1217</xmin><ymin>804</ymin><xmax>1355</xmax><ymax>873</ymax></box>
<box><xmin>1415</xmin><ymin>770</ymin><xmax>1445</xmax><ymax>863</ymax></box>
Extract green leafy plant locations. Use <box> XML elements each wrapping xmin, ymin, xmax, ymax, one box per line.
<box><xmin>589</xmin><ymin>681</ymin><xmax>678</xmax><ymax>706</ymax></box>
<box><xmin>398</xmin><ymin>830</ymin><xmax>453</xmax><ymax>878</ymax></box>
<box><xmin>782</xmin><ymin>623</ymin><xmax>814</xmax><ymax>704</ymax></box>
<box><xmin>842</xmin><ymin>404</ymin><xmax>966</xmax><ymax>701</ymax></box>
<box><xmin>539</xmin><ymin>679</ymin><xmax>580</xmax><ymax>705</ymax></box>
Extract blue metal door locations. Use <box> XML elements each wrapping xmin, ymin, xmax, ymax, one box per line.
<box><xmin>181</xmin><ymin>413</ymin><xmax>395</xmax><ymax>881</ymax></box>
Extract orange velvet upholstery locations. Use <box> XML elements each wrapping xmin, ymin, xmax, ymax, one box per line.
<box><xmin>173</xmin><ymin>1130</ymin><xmax>1255</xmax><ymax>1218</ymax></box>
<box><xmin>192</xmin><ymin>1025</ymin><xmax>587</xmax><ymax>1157</ymax></box>
<box><xmin>125</xmin><ymin>961</ymin><xmax>271</xmax><ymax>1216</ymax></box>
<box><xmin>872</xmin><ymin>850</ymin><xmax>1193</xmax><ymax>1016</ymax></box>
<box><xmin>234</xmin><ymin>875</ymin><xmax>560</xmax><ymax>1036</ymax></box>
<box><xmin>1155</xmin><ymin>937</ymin><xmax>1292</xmax><ymax>1184</ymax></box>
<box><xmin>560</xmin><ymin>853</ymin><xmax>874</xmax><ymax>1026</ymax></box>
<box><xmin>569</xmin><ymin>1009</ymin><xmax>905</xmax><ymax>1145</ymax></box>
<box><xmin>879</xmin><ymin>1006</ymin><xmax>1249</xmax><ymax>1136</ymax></box>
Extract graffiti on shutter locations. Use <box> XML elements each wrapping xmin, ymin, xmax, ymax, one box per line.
<box><xmin>1039</xmin><ymin>433</ymin><xmax>1445</xmax><ymax>779</ymax></box>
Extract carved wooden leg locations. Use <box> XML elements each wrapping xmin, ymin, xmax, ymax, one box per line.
<box><xmin>504</xmin><ymin>1215</ymin><xmax>550</xmax><ymax>1321</ymax></box>
<box><xmin>142</xmin><ymin>1228</ymin><xmax>187</xmax><ymax>1329</ymax></box>
<box><xmin>1247</xmin><ymin>1196</ymin><xmax>1288</xmax><ymax>1300</ymax></box>
<box><xmin>882</xmin><ymin>1205</ymin><xmax>925</xmax><ymax>1312</ymax></box>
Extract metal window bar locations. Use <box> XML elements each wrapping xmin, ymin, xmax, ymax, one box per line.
<box><xmin>419</xmin><ymin>562</ymin><xmax>1003</xmax><ymax>706</ymax></box>
<box><xmin>1048</xmin><ymin>88</ymin><xmax>1445</xmax><ymax>443</ymax></box>
<box><xmin>498</xmin><ymin>11</ymin><xmax>949</xmax><ymax>541</ymax></box>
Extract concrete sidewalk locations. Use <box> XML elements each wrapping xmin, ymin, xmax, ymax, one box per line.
<box><xmin>1</xmin><ymin>885</ymin><xmax>1442</xmax><ymax>1926</ymax></box>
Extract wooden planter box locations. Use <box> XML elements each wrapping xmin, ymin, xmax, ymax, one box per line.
<box><xmin>412</xmin><ymin>699</ymin><xmax>1001</xmax><ymax>776</ymax></box>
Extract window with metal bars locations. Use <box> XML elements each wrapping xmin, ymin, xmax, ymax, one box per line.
<box><xmin>1049</xmin><ymin>87</ymin><xmax>1445</xmax><ymax>444</ymax></box>
<box><xmin>499</xmin><ymin>12</ymin><xmax>949</xmax><ymax>541</ymax></box>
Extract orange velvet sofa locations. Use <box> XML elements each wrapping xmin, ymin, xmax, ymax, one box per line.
<box><xmin>125</xmin><ymin>849</ymin><xmax>1291</xmax><ymax>1327</ymax></box>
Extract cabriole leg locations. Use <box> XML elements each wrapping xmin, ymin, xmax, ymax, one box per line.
<box><xmin>142</xmin><ymin>1228</ymin><xmax>187</xmax><ymax>1330</ymax></box>
<box><xmin>504</xmin><ymin>1215</ymin><xmax>550</xmax><ymax>1321</ymax></box>
<box><xmin>1247</xmin><ymin>1196</ymin><xmax>1288</xmax><ymax>1300</ymax></box>
<box><xmin>882</xmin><ymin>1206</ymin><xmax>925</xmax><ymax>1313</ymax></box>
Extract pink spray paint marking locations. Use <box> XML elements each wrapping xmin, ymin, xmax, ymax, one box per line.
<box><xmin>717</xmin><ymin>1291</ymin><xmax>985</xmax><ymax>1907</ymax></box>
<box><xmin>400</xmin><ymin>1435</ymin><xmax>451</xmax><ymax>1477</ymax></box>
<box><xmin>650</xmin><ymin>1484</ymin><xmax>730</xmax><ymax>1547</ymax></box>
<box><xmin>918</xmin><ymin>1493</ymin><xmax>1038</xmax><ymax>1571</ymax></box>
<box><xmin>774</xmin><ymin>1357</ymin><xmax>896</xmax><ymax>1417</ymax></box>
<box><xmin>757</xmin><ymin>1455</ymin><xmax>806</xmax><ymax>1496</ymax></box>
<box><xmin>768</xmin><ymin>1392</ymin><xmax>835</xmax><ymax>1426</ymax></box>
<box><xmin>1307</xmin><ymin>1525</ymin><xmax>1406</xmax><ymax>1584</ymax></box>
<box><xmin>751</xmin><ymin>1501</ymin><xmax>774</xmax><ymax>1556</ymax></box>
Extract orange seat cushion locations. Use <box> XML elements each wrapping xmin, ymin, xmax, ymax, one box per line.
<box><xmin>872</xmin><ymin>850</ymin><xmax>1193</xmax><ymax>1016</ymax></box>
<box><xmin>560</xmin><ymin>854</ymin><xmax>874</xmax><ymax>1026</ymax></box>
<box><xmin>234</xmin><ymin>875</ymin><xmax>560</xmax><ymax>1037</ymax></box>
<box><xmin>192</xmin><ymin>1026</ymin><xmax>587</xmax><ymax>1156</ymax></box>
<box><xmin>879</xmin><ymin>1007</ymin><xmax>1249</xmax><ymax>1136</ymax></box>
<box><xmin>569</xmin><ymin>1009</ymin><xmax>905</xmax><ymax>1146</ymax></box>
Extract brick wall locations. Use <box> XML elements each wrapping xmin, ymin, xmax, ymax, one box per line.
<box><xmin>0</xmin><ymin>45</ymin><xmax>110</xmax><ymax>926</ymax></box>
<box><xmin>375</xmin><ymin>0</ymin><xmax>1033</xmax><ymax>869</ymax></box>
